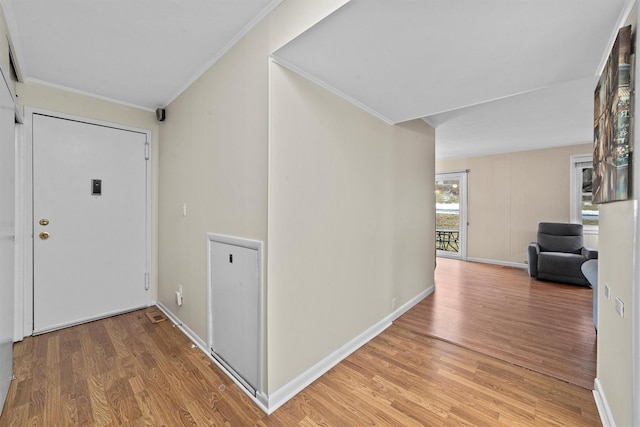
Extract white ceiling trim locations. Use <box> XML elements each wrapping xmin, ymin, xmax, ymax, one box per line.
<box><xmin>421</xmin><ymin>116</ymin><xmax>435</xmax><ymax>128</ymax></box>
<box><xmin>435</xmin><ymin>140</ymin><xmax>592</xmax><ymax>162</ymax></box>
<box><xmin>425</xmin><ymin>78</ymin><xmax>592</xmax><ymax>127</ymax></box>
<box><xmin>1</xmin><ymin>0</ymin><xmax>26</xmax><ymax>80</ymax></box>
<box><xmin>431</xmin><ymin>74</ymin><xmax>599</xmax><ymax>160</ymax></box>
<box><xmin>161</xmin><ymin>0</ymin><xmax>284</xmax><ymax>107</ymax></box>
<box><xmin>270</xmin><ymin>55</ymin><xmax>395</xmax><ymax>126</ymax></box>
<box><xmin>595</xmin><ymin>0</ymin><xmax>637</xmax><ymax>75</ymax></box>
<box><xmin>0</xmin><ymin>42</ymin><xmax>22</xmax><ymax>122</ymax></box>
<box><xmin>274</xmin><ymin>0</ymin><xmax>628</xmax><ymax>124</ymax></box>
<box><xmin>2</xmin><ymin>0</ymin><xmax>284</xmax><ymax>111</ymax></box>
<box><xmin>25</xmin><ymin>77</ymin><xmax>156</xmax><ymax>112</ymax></box>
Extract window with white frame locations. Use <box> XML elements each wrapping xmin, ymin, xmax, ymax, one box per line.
<box><xmin>570</xmin><ymin>154</ymin><xmax>598</xmax><ymax>231</ymax></box>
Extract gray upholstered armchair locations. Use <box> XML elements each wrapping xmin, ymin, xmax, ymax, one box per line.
<box><xmin>527</xmin><ymin>222</ymin><xmax>598</xmax><ymax>286</ymax></box>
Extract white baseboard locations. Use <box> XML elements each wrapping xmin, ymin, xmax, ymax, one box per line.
<box><xmin>155</xmin><ymin>302</ymin><xmax>270</xmax><ymax>412</ymax></box>
<box><xmin>593</xmin><ymin>378</ymin><xmax>615</xmax><ymax>427</ymax></box>
<box><xmin>266</xmin><ymin>313</ymin><xmax>392</xmax><ymax>414</ymax></box>
<box><xmin>392</xmin><ymin>286</ymin><xmax>434</xmax><ymax>321</ymax></box>
<box><xmin>155</xmin><ymin>302</ymin><xmax>207</xmax><ymax>349</ymax></box>
<box><xmin>267</xmin><ymin>285</ymin><xmax>433</xmax><ymax>413</ymax></box>
<box><xmin>156</xmin><ymin>284</ymin><xmax>434</xmax><ymax>415</ymax></box>
<box><xmin>465</xmin><ymin>257</ymin><xmax>527</xmax><ymax>269</ymax></box>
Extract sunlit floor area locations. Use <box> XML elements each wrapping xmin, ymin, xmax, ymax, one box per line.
<box><xmin>401</xmin><ymin>257</ymin><xmax>596</xmax><ymax>389</ymax></box>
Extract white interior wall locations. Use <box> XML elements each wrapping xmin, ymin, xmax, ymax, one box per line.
<box><xmin>158</xmin><ymin>0</ymin><xmax>435</xmax><ymax>401</ymax></box>
<box><xmin>157</xmin><ymin>0</ymin><xmax>351</xmax><ymax>396</ymax></box>
<box><xmin>267</xmin><ymin>63</ymin><xmax>435</xmax><ymax>392</ymax></box>
<box><xmin>597</xmin><ymin>200</ymin><xmax>635</xmax><ymax>426</ymax></box>
<box><xmin>594</xmin><ymin>4</ymin><xmax>638</xmax><ymax>426</ymax></box>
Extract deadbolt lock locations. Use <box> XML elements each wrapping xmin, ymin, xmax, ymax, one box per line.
<box><xmin>39</xmin><ymin>232</ymin><xmax>50</xmax><ymax>240</ymax></box>
<box><xmin>39</xmin><ymin>219</ymin><xmax>49</xmax><ymax>226</ymax></box>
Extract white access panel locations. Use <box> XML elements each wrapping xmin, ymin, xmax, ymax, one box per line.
<box><xmin>32</xmin><ymin>115</ymin><xmax>149</xmax><ymax>333</ymax></box>
<box><xmin>209</xmin><ymin>239</ymin><xmax>260</xmax><ymax>394</ymax></box>
<box><xmin>0</xmin><ymin>71</ymin><xmax>15</xmax><ymax>410</ymax></box>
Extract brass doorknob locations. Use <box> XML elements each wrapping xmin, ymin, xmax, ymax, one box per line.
<box><xmin>39</xmin><ymin>232</ymin><xmax>50</xmax><ymax>240</ymax></box>
<box><xmin>39</xmin><ymin>219</ymin><xmax>49</xmax><ymax>226</ymax></box>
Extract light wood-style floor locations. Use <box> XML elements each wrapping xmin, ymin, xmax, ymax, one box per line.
<box><xmin>0</xmin><ymin>260</ymin><xmax>601</xmax><ymax>426</ymax></box>
<box><xmin>397</xmin><ymin>257</ymin><xmax>597</xmax><ymax>389</ymax></box>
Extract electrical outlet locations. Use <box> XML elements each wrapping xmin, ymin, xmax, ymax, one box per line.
<box><xmin>615</xmin><ymin>297</ymin><xmax>624</xmax><ymax>318</ymax></box>
<box><xmin>604</xmin><ymin>284</ymin><xmax>611</xmax><ymax>300</ymax></box>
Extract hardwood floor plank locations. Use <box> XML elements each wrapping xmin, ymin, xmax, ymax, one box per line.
<box><xmin>1</xmin><ymin>260</ymin><xmax>602</xmax><ymax>427</ymax></box>
<box><xmin>397</xmin><ymin>258</ymin><xmax>597</xmax><ymax>389</ymax></box>
<box><xmin>87</xmin><ymin>374</ymin><xmax>113</xmax><ymax>427</ymax></box>
<box><xmin>131</xmin><ymin>389</ymin><xmax>159</xmax><ymax>426</ymax></box>
<box><xmin>43</xmin><ymin>380</ymin><xmax>62</xmax><ymax>426</ymax></box>
<box><xmin>73</xmin><ymin>379</ymin><xmax>95</xmax><ymax>426</ymax></box>
<box><xmin>301</xmin><ymin>387</ymin><xmax>366</xmax><ymax>427</ymax></box>
<box><xmin>9</xmin><ymin>377</ymin><xmax>30</xmax><ymax>409</ymax></box>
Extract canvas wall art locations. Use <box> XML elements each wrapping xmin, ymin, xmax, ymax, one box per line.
<box><xmin>593</xmin><ymin>25</ymin><xmax>633</xmax><ymax>204</ymax></box>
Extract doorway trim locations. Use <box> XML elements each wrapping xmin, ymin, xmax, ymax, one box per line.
<box><xmin>16</xmin><ymin>108</ymin><xmax>153</xmax><ymax>340</ymax></box>
<box><xmin>435</xmin><ymin>170</ymin><xmax>468</xmax><ymax>260</ymax></box>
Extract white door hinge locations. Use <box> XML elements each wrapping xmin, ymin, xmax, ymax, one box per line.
<box><xmin>144</xmin><ymin>272</ymin><xmax>150</xmax><ymax>290</ymax></box>
<box><xmin>144</xmin><ymin>142</ymin><xmax>150</xmax><ymax>160</ymax></box>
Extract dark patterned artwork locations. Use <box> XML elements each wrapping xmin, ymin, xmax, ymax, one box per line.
<box><xmin>593</xmin><ymin>25</ymin><xmax>633</xmax><ymax>204</ymax></box>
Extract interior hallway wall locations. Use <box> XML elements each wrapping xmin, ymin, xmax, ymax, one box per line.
<box><xmin>595</xmin><ymin>4</ymin><xmax>638</xmax><ymax>426</ymax></box>
<box><xmin>158</xmin><ymin>0</ymin><xmax>435</xmax><ymax>396</ymax></box>
<box><xmin>268</xmin><ymin>64</ymin><xmax>435</xmax><ymax>392</ymax></box>
<box><xmin>158</xmin><ymin>0</ymin><xmax>350</xmax><ymax>392</ymax></box>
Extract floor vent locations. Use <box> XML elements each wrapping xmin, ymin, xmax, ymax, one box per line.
<box><xmin>145</xmin><ymin>309</ymin><xmax>167</xmax><ymax>324</ymax></box>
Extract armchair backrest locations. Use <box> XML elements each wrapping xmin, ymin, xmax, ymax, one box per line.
<box><xmin>537</xmin><ymin>222</ymin><xmax>584</xmax><ymax>254</ymax></box>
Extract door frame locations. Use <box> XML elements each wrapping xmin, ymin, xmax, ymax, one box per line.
<box><xmin>16</xmin><ymin>108</ymin><xmax>153</xmax><ymax>339</ymax></box>
<box><xmin>435</xmin><ymin>170</ymin><xmax>468</xmax><ymax>260</ymax></box>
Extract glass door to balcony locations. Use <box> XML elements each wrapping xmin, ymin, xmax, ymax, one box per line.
<box><xmin>436</xmin><ymin>171</ymin><xmax>467</xmax><ymax>260</ymax></box>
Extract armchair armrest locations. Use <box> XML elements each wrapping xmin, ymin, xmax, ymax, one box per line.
<box><xmin>527</xmin><ymin>242</ymin><xmax>540</xmax><ymax>277</ymax></box>
<box><xmin>582</xmin><ymin>247</ymin><xmax>598</xmax><ymax>260</ymax></box>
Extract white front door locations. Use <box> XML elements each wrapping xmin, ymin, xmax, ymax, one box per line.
<box><xmin>32</xmin><ymin>114</ymin><xmax>149</xmax><ymax>333</ymax></box>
